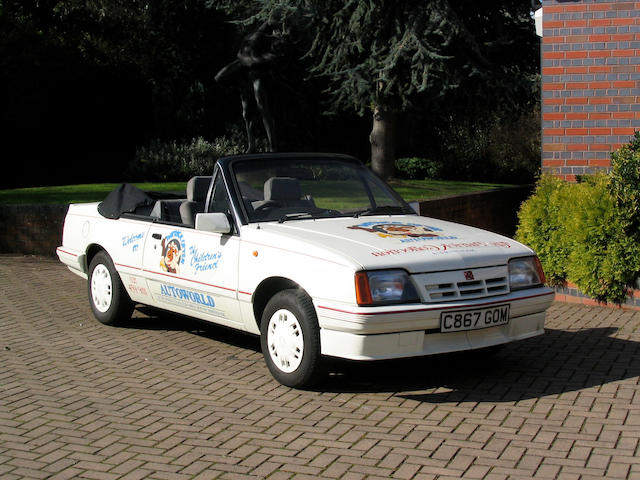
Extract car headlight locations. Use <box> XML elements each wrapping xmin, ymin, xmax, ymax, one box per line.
<box><xmin>355</xmin><ymin>269</ymin><xmax>419</xmax><ymax>306</ymax></box>
<box><xmin>509</xmin><ymin>256</ymin><xmax>546</xmax><ymax>291</ymax></box>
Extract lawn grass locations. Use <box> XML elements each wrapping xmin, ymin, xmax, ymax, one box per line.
<box><xmin>0</xmin><ymin>182</ymin><xmax>187</xmax><ymax>205</ymax></box>
<box><xmin>0</xmin><ymin>179</ymin><xmax>513</xmax><ymax>205</ymax></box>
<box><xmin>388</xmin><ymin>179</ymin><xmax>513</xmax><ymax>202</ymax></box>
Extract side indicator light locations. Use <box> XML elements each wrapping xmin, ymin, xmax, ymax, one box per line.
<box><xmin>355</xmin><ymin>272</ymin><xmax>373</xmax><ymax>306</ymax></box>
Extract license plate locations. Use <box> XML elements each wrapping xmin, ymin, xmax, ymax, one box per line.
<box><xmin>440</xmin><ymin>304</ymin><xmax>510</xmax><ymax>333</ymax></box>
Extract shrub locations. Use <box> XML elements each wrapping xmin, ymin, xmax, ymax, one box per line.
<box><xmin>564</xmin><ymin>174</ymin><xmax>639</xmax><ymax>304</ymax></box>
<box><xmin>515</xmin><ymin>174</ymin><xmax>572</xmax><ymax>286</ymax></box>
<box><xmin>395</xmin><ymin>157</ymin><xmax>443</xmax><ymax>180</ymax></box>
<box><xmin>516</xmin><ymin>133</ymin><xmax>640</xmax><ymax>304</ymax></box>
<box><xmin>432</xmin><ymin>108</ymin><xmax>540</xmax><ymax>184</ymax></box>
<box><xmin>610</xmin><ymin>131</ymin><xmax>640</xmax><ymax>231</ymax></box>
<box><xmin>127</xmin><ymin>136</ymin><xmax>242</xmax><ymax>181</ymax></box>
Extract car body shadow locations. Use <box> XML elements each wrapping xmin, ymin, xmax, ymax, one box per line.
<box><xmin>318</xmin><ymin>327</ymin><xmax>639</xmax><ymax>402</ymax></box>
<box><xmin>119</xmin><ymin>308</ymin><xmax>638</xmax><ymax>401</ymax></box>
<box><xmin>121</xmin><ymin>306</ymin><xmax>262</xmax><ymax>353</ymax></box>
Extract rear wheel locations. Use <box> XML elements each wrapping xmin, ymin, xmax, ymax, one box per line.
<box><xmin>88</xmin><ymin>251</ymin><xmax>134</xmax><ymax>326</ymax></box>
<box><xmin>260</xmin><ymin>289</ymin><xmax>323</xmax><ymax>388</ymax></box>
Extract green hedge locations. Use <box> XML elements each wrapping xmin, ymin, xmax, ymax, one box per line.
<box><xmin>126</xmin><ymin>136</ymin><xmax>243</xmax><ymax>182</ymax></box>
<box><xmin>516</xmin><ymin>132</ymin><xmax>640</xmax><ymax>305</ymax></box>
<box><xmin>395</xmin><ymin>157</ymin><xmax>443</xmax><ymax>180</ymax></box>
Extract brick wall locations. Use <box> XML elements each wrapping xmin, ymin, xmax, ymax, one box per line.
<box><xmin>541</xmin><ymin>0</ymin><xmax>640</xmax><ymax>181</ymax></box>
<box><xmin>0</xmin><ymin>204</ymin><xmax>68</xmax><ymax>257</ymax></box>
<box><xmin>416</xmin><ymin>186</ymin><xmax>534</xmax><ymax>238</ymax></box>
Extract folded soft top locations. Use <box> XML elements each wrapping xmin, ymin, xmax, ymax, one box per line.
<box><xmin>97</xmin><ymin>183</ymin><xmax>181</xmax><ymax>219</ymax></box>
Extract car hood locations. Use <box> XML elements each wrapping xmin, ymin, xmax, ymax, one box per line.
<box><xmin>253</xmin><ymin>215</ymin><xmax>534</xmax><ymax>273</ymax></box>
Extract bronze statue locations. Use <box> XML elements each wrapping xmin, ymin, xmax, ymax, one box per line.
<box><xmin>215</xmin><ymin>22</ymin><xmax>284</xmax><ymax>153</ymax></box>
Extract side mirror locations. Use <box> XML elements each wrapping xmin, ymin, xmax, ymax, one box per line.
<box><xmin>195</xmin><ymin>212</ymin><xmax>232</xmax><ymax>234</ymax></box>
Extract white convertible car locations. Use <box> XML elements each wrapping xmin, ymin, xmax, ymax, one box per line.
<box><xmin>57</xmin><ymin>153</ymin><xmax>554</xmax><ymax>388</ymax></box>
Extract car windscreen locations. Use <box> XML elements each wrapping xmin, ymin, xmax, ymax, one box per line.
<box><xmin>231</xmin><ymin>157</ymin><xmax>414</xmax><ymax>223</ymax></box>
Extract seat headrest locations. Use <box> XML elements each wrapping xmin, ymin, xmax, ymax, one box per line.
<box><xmin>186</xmin><ymin>176</ymin><xmax>212</xmax><ymax>202</ymax></box>
<box><xmin>264</xmin><ymin>177</ymin><xmax>301</xmax><ymax>201</ymax></box>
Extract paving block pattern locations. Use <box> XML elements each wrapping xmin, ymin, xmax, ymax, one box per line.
<box><xmin>1</xmin><ymin>255</ymin><xmax>640</xmax><ymax>479</ymax></box>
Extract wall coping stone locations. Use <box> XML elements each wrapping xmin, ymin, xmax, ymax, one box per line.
<box><xmin>553</xmin><ymin>282</ymin><xmax>640</xmax><ymax>312</ymax></box>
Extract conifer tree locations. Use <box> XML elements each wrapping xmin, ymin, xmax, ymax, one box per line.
<box><xmin>235</xmin><ymin>0</ymin><xmax>537</xmax><ymax>178</ymax></box>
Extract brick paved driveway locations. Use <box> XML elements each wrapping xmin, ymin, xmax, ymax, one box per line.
<box><xmin>1</xmin><ymin>255</ymin><xmax>639</xmax><ymax>480</ymax></box>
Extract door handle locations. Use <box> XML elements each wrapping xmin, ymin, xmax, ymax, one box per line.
<box><xmin>152</xmin><ymin>233</ymin><xmax>162</xmax><ymax>240</ymax></box>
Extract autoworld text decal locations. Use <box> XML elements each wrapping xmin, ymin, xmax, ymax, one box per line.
<box><xmin>160</xmin><ymin>284</ymin><xmax>216</xmax><ymax>307</ymax></box>
<box><xmin>150</xmin><ymin>281</ymin><xmax>226</xmax><ymax>318</ymax></box>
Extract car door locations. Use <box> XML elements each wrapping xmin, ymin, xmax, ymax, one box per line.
<box><xmin>141</xmin><ymin>173</ymin><xmax>243</xmax><ymax>329</ymax></box>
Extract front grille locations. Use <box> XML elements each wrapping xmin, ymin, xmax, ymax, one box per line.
<box><xmin>413</xmin><ymin>266</ymin><xmax>509</xmax><ymax>303</ymax></box>
<box><xmin>424</xmin><ymin>277</ymin><xmax>508</xmax><ymax>301</ymax></box>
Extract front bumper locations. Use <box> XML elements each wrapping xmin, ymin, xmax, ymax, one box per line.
<box><xmin>316</xmin><ymin>287</ymin><xmax>554</xmax><ymax>360</ymax></box>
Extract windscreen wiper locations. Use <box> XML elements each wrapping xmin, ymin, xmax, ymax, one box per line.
<box><xmin>278</xmin><ymin>212</ymin><xmax>315</xmax><ymax>223</ymax></box>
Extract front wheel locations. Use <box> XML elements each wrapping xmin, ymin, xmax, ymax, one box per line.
<box><xmin>260</xmin><ymin>289</ymin><xmax>323</xmax><ymax>388</ymax></box>
<box><xmin>88</xmin><ymin>251</ymin><xmax>134</xmax><ymax>326</ymax></box>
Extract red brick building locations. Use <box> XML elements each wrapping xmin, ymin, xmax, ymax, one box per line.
<box><xmin>540</xmin><ymin>0</ymin><xmax>640</xmax><ymax>181</ymax></box>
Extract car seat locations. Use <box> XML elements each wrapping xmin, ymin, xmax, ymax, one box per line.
<box><xmin>258</xmin><ymin>177</ymin><xmax>315</xmax><ymax>209</ymax></box>
<box><xmin>180</xmin><ymin>176</ymin><xmax>212</xmax><ymax>226</ymax></box>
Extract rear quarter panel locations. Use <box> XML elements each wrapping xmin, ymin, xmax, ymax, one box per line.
<box><xmin>61</xmin><ymin>203</ymin><xmax>150</xmax><ymax>280</ymax></box>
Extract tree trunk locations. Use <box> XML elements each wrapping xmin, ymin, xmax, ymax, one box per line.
<box><xmin>369</xmin><ymin>105</ymin><xmax>397</xmax><ymax>179</ymax></box>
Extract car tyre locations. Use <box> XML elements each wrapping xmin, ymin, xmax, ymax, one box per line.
<box><xmin>88</xmin><ymin>251</ymin><xmax>134</xmax><ymax>326</ymax></box>
<box><xmin>260</xmin><ymin>289</ymin><xmax>323</xmax><ymax>388</ymax></box>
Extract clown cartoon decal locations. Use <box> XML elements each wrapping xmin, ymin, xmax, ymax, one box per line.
<box><xmin>160</xmin><ymin>231</ymin><xmax>185</xmax><ymax>274</ymax></box>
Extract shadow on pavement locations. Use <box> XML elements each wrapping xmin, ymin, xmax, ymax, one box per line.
<box><xmin>123</xmin><ymin>306</ymin><xmax>262</xmax><ymax>353</ymax></box>
<box><xmin>320</xmin><ymin>327</ymin><xmax>639</xmax><ymax>402</ymax></box>
<box><xmin>119</xmin><ymin>306</ymin><xmax>639</xmax><ymax>401</ymax></box>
